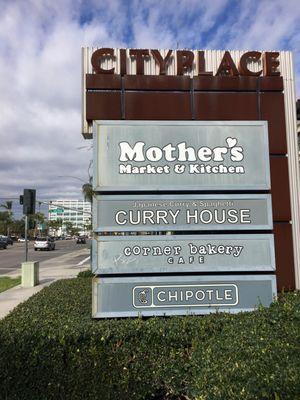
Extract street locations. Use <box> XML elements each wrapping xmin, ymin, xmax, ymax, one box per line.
<box><xmin>0</xmin><ymin>240</ymin><xmax>91</xmax><ymax>275</ymax></box>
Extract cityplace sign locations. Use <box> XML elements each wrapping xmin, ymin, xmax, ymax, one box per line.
<box><xmin>93</xmin><ymin>194</ymin><xmax>273</xmax><ymax>232</ymax></box>
<box><xmin>90</xmin><ymin>49</ymin><xmax>281</xmax><ymax>77</ymax></box>
<box><xmin>93</xmin><ymin>121</ymin><xmax>270</xmax><ymax>191</ymax></box>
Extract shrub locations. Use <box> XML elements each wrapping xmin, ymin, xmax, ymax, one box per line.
<box><xmin>0</xmin><ymin>279</ymin><xmax>299</xmax><ymax>400</ymax></box>
<box><xmin>77</xmin><ymin>268</ymin><xmax>94</xmax><ymax>278</ymax></box>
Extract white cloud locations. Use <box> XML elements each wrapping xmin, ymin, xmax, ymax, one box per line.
<box><xmin>0</xmin><ymin>0</ymin><xmax>299</xmax><ymax>206</ymax></box>
<box><xmin>0</xmin><ymin>0</ymin><xmax>109</xmax><ymax>201</ymax></box>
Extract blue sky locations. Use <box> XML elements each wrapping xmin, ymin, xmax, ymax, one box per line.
<box><xmin>0</xmin><ymin>0</ymin><xmax>299</xmax><ymax>215</ymax></box>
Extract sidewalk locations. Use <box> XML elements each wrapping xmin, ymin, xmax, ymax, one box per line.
<box><xmin>0</xmin><ymin>248</ymin><xmax>90</xmax><ymax>320</ymax></box>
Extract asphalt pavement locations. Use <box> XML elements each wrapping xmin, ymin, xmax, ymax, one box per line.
<box><xmin>0</xmin><ymin>246</ymin><xmax>91</xmax><ymax>319</ymax></box>
<box><xmin>0</xmin><ymin>239</ymin><xmax>90</xmax><ymax>276</ymax></box>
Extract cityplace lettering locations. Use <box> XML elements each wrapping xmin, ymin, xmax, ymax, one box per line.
<box><xmin>91</xmin><ymin>49</ymin><xmax>281</xmax><ymax>77</ymax></box>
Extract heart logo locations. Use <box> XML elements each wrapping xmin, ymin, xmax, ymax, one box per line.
<box><xmin>226</xmin><ymin>137</ymin><xmax>237</xmax><ymax>148</ymax></box>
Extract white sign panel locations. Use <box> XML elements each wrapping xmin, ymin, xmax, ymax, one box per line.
<box><xmin>93</xmin><ymin>121</ymin><xmax>270</xmax><ymax>191</ymax></box>
<box><xmin>92</xmin><ymin>234</ymin><xmax>275</xmax><ymax>274</ymax></box>
<box><xmin>92</xmin><ymin>275</ymin><xmax>277</xmax><ymax>318</ymax></box>
<box><xmin>93</xmin><ymin>194</ymin><xmax>273</xmax><ymax>232</ymax></box>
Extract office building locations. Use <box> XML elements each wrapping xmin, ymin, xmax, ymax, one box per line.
<box><xmin>48</xmin><ymin>199</ymin><xmax>91</xmax><ymax>235</ymax></box>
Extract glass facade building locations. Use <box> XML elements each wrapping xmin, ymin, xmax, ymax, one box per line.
<box><xmin>48</xmin><ymin>199</ymin><xmax>91</xmax><ymax>235</ymax></box>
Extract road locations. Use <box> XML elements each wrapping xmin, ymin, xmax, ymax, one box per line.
<box><xmin>0</xmin><ymin>240</ymin><xmax>91</xmax><ymax>276</ymax></box>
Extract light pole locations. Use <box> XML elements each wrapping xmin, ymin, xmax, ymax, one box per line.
<box><xmin>57</xmin><ymin>175</ymin><xmax>93</xmax><ymax>202</ymax></box>
<box><xmin>57</xmin><ymin>175</ymin><xmax>87</xmax><ymax>183</ymax></box>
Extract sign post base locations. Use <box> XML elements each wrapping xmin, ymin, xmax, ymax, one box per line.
<box><xmin>21</xmin><ymin>261</ymin><xmax>39</xmax><ymax>287</ymax></box>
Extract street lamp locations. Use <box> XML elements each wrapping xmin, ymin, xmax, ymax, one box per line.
<box><xmin>57</xmin><ymin>175</ymin><xmax>87</xmax><ymax>183</ymax></box>
<box><xmin>57</xmin><ymin>175</ymin><xmax>93</xmax><ymax>202</ymax></box>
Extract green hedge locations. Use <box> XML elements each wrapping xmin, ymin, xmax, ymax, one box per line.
<box><xmin>77</xmin><ymin>268</ymin><xmax>94</xmax><ymax>278</ymax></box>
<box><xmin>0</xmin><ymin>279</ymin><xmax>299</xmax><ymax>400</ymax></box>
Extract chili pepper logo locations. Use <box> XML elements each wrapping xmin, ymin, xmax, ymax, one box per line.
<box><xmin>138</xmin><ymin>289</ymin><xmax>149</xmax><ymax>304</ymax></box>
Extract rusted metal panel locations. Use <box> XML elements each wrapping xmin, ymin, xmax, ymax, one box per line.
<box><xmin>193</xmin><ymin>76</ymin><xmax>258</xmax><ymax>91</ymax></box>
<box><xmin>86</xmin><ymin>74</ymin><xmax>283</xmax><ymax>92</ymax></box>
<box><xmin>86</xmin><ymin>74</ymin><xmax>121</xmax><ymax>89</ymax></box>
<box><xmin>260</xmin><ymin>92</ymin><xmax>287</xmax><ymax>154</ymax></box>
<box><xmin>260</xmin><ymin>76</ymin><xmax>283</xmax><ymax>91</ymax></box>
<box><xmin>125</xmin><ymin>92</ymin><xmax>192</xmax><ymax>120</ymax></box>
<box><xmin>86</xmin><ymin>92</ymin><xmax>121</xmax><ymax>120</ymax></box>
<box><xmin>274</xmin><ymin>223</ymin><xmax>295</xmax><ymax>290</ymax></box>
<box><xmin>194</xmin><ymin>93</ymin><xmax>258</xmax><ymax>120</ymax></box>
<box><xmin>270</xmin><ymin>157</ymin><xmax>291</xmax><ymax>221</ymax></box>
<box><xmin>193</xmin><ymin>76</ymin><xmax>283</xmax><ymax>91</ymax></box>
<box><xmin>124</xmin><ymin>75</ymin><xmax>191</xmax><ymax>90</ymax></box>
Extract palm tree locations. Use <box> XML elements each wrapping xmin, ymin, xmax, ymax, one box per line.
<box><xmin>82</xmin><ymin>179</ymin><xmax>93</xmax><ymax>203</ymax></box>
<box><xmin>32</xmin><ymin>212</ymin><xmax>46</xmax><ymax>237</ymax></box>
<box><xmin>0</xmin><ymin>201</ymin><xmax>12</xmax><ymax>211</ymax></box>
<box><xmin>0</xmin><ymin>201</ymin><xmax>12</xmax><ymax>235</ymax></box>
<box><xmin>47</xmin><ymin>218</ymin><xmax>63</xmax><ymax>237</ymax></box>
<box><xmin>64</xmin><ymin>221</ymin><xmax>74</xmax><ymax>235</ymax></box>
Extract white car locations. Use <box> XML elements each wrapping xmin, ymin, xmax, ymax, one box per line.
<box><xmin>34</xmin><ymin>237</ymin><xmax>55</xmax><ymax>251</ymax></box>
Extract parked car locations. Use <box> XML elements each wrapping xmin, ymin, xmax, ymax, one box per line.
<box><xmin>65</xmin><ymin>235</ymin><xmax>72</xmax><ymax>240</ymax></box>
<box><xmin>18</xmin><ymin>237</ymin><xmax>27</xmax><ymax>242</ymax></box>
<box><xmin>0</xmin><ymin>236</ymin><xmax>13</xmax><ymax>245</ymax></box>
<box><xmin>0</xmin><ymin>238</ymin><xmax>7</xmax><ymax>250</ymax></box>
<box><xmin>76</xmin><ymin>236</ymin><xmax>86</xmax><ymax>244</ymax></box>
<box><xmin>34</xmin><ymin>237</ymin><xmax>55</xmax><ymax>251</ymax></box>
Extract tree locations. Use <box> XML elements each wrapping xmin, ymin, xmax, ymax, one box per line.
<box><xmin>63</xmin><ymin>221</ymin><xmax>79</xmax><ymax>237</ymax></box>
<box><xmin>47</xmin><ymin>218</ymin><xmax>63</xmax><ymax>236</ymax></box>
<box><xmin>64</xmin><ymin>221</ymin><xmax>74</xmax><ymax>235</ymax></box>
<box><xmin>84</xmin><ymin>222</ymin><xmax>92</xmax><ymax>232</ymax></box>
<box><xmin>30</xmin><ymin>212</ymin><xmax>46</xmax><ymax>237</ymax></box>
<box><xmin>0</xmin><ymin>201</ymin><xmax>12</xmax><ymax>211</ymax></box>
<box><xmin>10</xmin><ymin>218</ymin><xmax>25</xmax><ymax>236</ymax></box>
<box><xmin>82</xmin><ymin>177</ymin><xmax>93</xmax><ymax>203</ymax></box>
<box><xmin>0</xmin><ymin>211</ymin><xmax>13</xmax><ymax>235</ymax></box>
<box><xmin>69</xmin><ymin>226</ymin><xmax>80</xmax><ymax>237</ymax></box>
<box><xmin>0</xmin><ymin>201</ymin><xmax>13</xmax><ymax>235</ymax></box>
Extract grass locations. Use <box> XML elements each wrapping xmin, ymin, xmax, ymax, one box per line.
<box><xmin>0</xmin><ymin>276</ymin><xmax>21</xmax><ymax>293</ymax></box>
